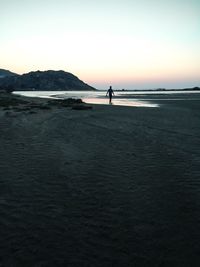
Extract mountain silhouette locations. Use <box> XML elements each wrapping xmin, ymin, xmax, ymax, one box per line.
<box><xmin>0</xmin><ymin>69</ymin><xmax>96</xmax><ymax>91</ymax></box>
<box><xmin>0</xmin><ymin>69</ymin><xmax>18</xmax><ymax>79</ymax></box>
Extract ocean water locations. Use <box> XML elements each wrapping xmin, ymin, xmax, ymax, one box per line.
<box><xmin>14</xmin><ymin>90</ymin><xmax>200</xmax><ymax>108</ymax></box>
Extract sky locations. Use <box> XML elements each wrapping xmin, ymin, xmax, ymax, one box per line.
<box><xmin>1</xmin><ymin>0</ymin><xmax>200</xmax><ymax>89</ymax></box>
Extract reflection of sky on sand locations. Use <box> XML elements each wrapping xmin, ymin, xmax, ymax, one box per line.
<box><xmin>83</xmin><ymin>97</ymin><xmax>159</xmax><ymax>107</ymax></box>
<box><xmin>52</xmin><ymin>91</ymin><xmax>160</xmax><ymax>107</ymax></box>
<box><xmin>14</xmin><ymin>91</ymin><xmax>159</xmax><ymax>107</ymax></box>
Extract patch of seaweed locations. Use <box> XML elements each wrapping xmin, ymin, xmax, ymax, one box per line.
<box><xmin>0</xmin><ymin>95</ymin><xmax>28</xmax><ymax>107</ymax></box>
<box><xmin>48</xmin><ymin>98</ymin><xmax>83</xmax><ymax>107</ymax></box>
<box><xmin>0</xmin><ymin>93</ymin><xmax>92</xmax><ymax>113</ymax></box>
<box><xmin>48</xmin><ymin>98</ymin><xmax>92</xmax><ymax>110</ymax></box>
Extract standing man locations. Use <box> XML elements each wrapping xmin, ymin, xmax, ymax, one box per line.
<box><xmin>106</xmin><ymin>86</ymin><xmax>114</xmax><ymax>104</ymax></box>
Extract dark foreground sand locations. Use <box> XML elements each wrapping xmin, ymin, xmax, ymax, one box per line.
<box><xmin>0</xmin><ymin>93</ymin><xmax>200</xmax><ymax>266</ymax></box>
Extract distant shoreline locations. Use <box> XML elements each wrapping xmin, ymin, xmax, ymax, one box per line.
<box><xmin>103</xmin><ymin>87</ymin><xmax>200</xmax><ymax>92</ymax></box>
<box><xmin>13</xmin><ymin>87</ymin><xmax>200</xmax><ymax>92</ymax></box>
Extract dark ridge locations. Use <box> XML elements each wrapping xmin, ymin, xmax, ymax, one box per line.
<box><xmin>0</xmin><ymin>69</ymin><xmax>96</xmax><ymax>91</ymax></box>
<box><xmin>0</xmin><ymin>69</ymin><xmax>18</xmax><ymax>78</ymax></box>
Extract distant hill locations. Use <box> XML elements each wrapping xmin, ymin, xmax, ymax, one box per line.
<box><xmin>0</xmin><ymin>69</ymin><xmax>18</xmax><ymax>79</ymax></box>
<box><xmin>0</xmin><ymin>69</ymin><xmax>96</xmax><ymax>91</ymax></box>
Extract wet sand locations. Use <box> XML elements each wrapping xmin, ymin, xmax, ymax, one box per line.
<box><xmin>0</xmin><ymin>93</ymin><xmax>200</xmax><ymax>266</ymax></box>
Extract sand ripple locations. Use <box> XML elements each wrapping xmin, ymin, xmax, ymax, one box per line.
<box><xmin>0</xmin><ymin>97</ymin><xmax>200</xmax><ymax>266</ymax></box>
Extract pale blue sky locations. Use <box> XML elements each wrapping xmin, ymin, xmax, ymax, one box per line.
<box><xmin>1</xmin><ymin>0</ymin><xmax>200</xmax><ymax>89</ymax></box>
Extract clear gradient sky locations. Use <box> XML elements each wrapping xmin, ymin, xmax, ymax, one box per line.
<box><xmin>1</xmin><ymin>0</ymin><xmax>200</xmax><ymax>89</ymax></box>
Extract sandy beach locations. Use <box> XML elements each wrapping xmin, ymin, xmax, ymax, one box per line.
<box><xmin>0</xmin><ymin>92</ymin><xmax>200</xmax><ymax>266</ymax></box>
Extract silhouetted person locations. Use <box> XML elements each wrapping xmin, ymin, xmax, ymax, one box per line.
<box><xmin>106</xmin><ymin>86</ymin><xmax>114</xmax><ymax>103</ymax></box>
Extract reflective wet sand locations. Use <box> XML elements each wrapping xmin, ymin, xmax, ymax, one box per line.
<box><xmin>82</xmin><ymin>97</ymin><xmax>159</xmax><ymax>107</ymax></box>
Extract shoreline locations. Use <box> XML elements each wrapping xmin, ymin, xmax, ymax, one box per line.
<box><xmin>12</xmin><ymin>89</ymin><xmax>200</xmax><ymax>109</ymax></box>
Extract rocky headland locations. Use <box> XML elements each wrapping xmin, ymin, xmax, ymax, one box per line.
<box><xmin>0</xmin><ymin>69</ymin><xmax>96</xmax><ymax>91</ymax></box>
